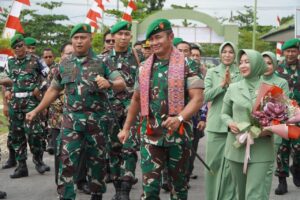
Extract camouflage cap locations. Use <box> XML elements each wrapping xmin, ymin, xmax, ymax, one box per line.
<box><xmin>281</xmin><ymin>38</ymin><xmax>300</xmax><ymax>51</ymax></box>
<box><xmin>110</xmin><ymin>21</ymin><xmax>132</xmax><ymax>34</ymax></box>
<box><xmin>70</xmin><ymin>23</ymin><xmax>92</xmax><ymax>38</ymax></box>
<box><xmin>10</xmin><ymin>34</ymin><xmax>24</xmax><ymax>48</ymax></box>
<box><xmin>146</xmin><ymin>18</ymin><xmax>172</xmax><ymax>39</ymax></box>
<box><xmin>24</xmin><ymin>37</ymin><xmax>37</xmax><ymax>46</ymax></box>
<box><xmin>173</xmin><ymin>37</ymin><xmax>183</xmax><ymax>46</ymax></box>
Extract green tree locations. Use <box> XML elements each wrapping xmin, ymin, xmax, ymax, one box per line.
<box><xmin>170</xmin><ymin>4</ymin><xmax>197</xmax><ymax>27</ymax></box>
<box><xmin>92</xmin><ymin>32</ymin><xmax>104</xmax><ymax>54</ymax></box>
<box><xmin>279</xmin><ymin>15</ymin><xmax>294</xmax><ymax>25</ymax></box>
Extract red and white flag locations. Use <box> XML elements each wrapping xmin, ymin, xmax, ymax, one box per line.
<box><xmin>2</xmin><ymin>0</ymin><xmax>31</xmax><ymax>38</ymax></box>
<box><xmin>122</xmin><ymin>0</ymin><xmax>137</xmax><ymax>22</ymax></box>
<box><xmin>85</xmin><ymin>0</ymin><xmax>110</xmax><ymax>31</ymax></box>
<box><xmin>0</xmin><ymin>7</ymin><xmax>4</xmax><ymax>14</ymax></box>
<box><xmin>276</xmin><ymin>16</ymin><xmax>281</xmax><ymax>27</ymax></box>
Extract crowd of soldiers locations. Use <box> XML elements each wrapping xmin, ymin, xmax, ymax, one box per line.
<box><xmin>0</xmin><ymin>17</ymin><xmax>299</xmax><ymax>200</ymax></box>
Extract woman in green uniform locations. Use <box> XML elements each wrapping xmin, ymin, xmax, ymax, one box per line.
<box><xmin>222</xmin><ymin>49</ymin><xmax>274</xmax><ymax>200</ymax></box>
<box><xmin>204</xmin><ymin>41</ymin><xmax>240</xmax><ymax>200</ymax></box>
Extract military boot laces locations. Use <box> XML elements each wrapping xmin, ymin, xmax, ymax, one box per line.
<box><xmin>290</xmin><ymin>164</ymin><xmax>300</xmax><ymax>187</ymax></box>
<box><xmin>10</xmin><ymin>160</ymin><xmax>28</xmax><ymax>179</ymax></box>
<box><xmin>0</xmin><ymin>190</ymin><xmax>7</xmax><ymax>199</ymax></box>
<box><xmin>2</xmin><ymin>148</ymin><xmax>17</xmax><ymax>169</ymax></box>
<box><xmin>119</xmin><ymin>181</ymin><xmax>131</xmax><ymax>200</ymax></box>
<box><xmin>111</xmin><ymin>181</ymin><xmax>121</xmax><ymax>200</ymax></box>
<box><xmin>275</xmin><ymin>177</ymin><xmax>288</xmax><ymax>195</ymax></box>
<box><xmin>90</xmin><ymin>194</ymin><xmax>102</xmax><ymax>200</ymax></box>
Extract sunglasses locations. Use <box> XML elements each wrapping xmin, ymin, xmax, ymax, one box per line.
<box><xmin>105</xmin><ymin>39</ymin><xmax>115</xmax><ymax>44</ymax></box>
<box><xmin>13</xmin><ymin>43</ymin><xmax>24</xmax><ymax>49</ymax></box>
<box><xmin>44</xmin><ymin>56</ymin><xmax>53</xmax><ymax>59</ymax></box>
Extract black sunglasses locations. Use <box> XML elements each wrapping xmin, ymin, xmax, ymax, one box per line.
<box><xmin>13</xmin><ymin>43</ymin><xmax>24</xmax><ymax>49</ymax></box>
<box><xmin>44</xmin><ymin>56</ymin><xmax>53</xmax><ymax>59</ymax></box>
<box><xmin>105</xmin><ymin>39</ymin><xmax>115</xmax><ymax>44</ymax></box>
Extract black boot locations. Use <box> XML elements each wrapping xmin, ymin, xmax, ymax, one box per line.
<box><xmin>290</xmin><ymin>164</ymin><xmax>300</xmax><ymax>187</ymax></box>
<box><xmin>119</xmin><ymin>181</ymin><xmax>131</xmax><ymax>200</ymax></box>
<box><xmin>0</xmin><ymin>190</ymin><xmax>7</xmax><ymax>199</ymax></box>
<box><xmin>40</xmin><ymin>154</ymin><xmax>50</xmax><ymax>172</ymax></box>
<box><xmin>10</xmin><ymin>160</ymin><xmax>28</xmax><ymax>179</ymax></box>
<box><xmin>33</xmin><ymin>154</ymin><xmax>50</xmax><ymax>174</ymax></box>
<box><xmin>2</xmin><ymin>148</ymin><xmax>16</xmax><ymax>169</ymax></box>
<box><xmin>111</xmin><ymin>181</ymin><xmax>121</xmax><ymax>200</ymax></box>
<box><xmin>91</xmin><ymin>194</ymin><xmax>102</xmax><ymax>200</ymax></box>
<box><xmin>275</xmin><ymin>177</ymin><xmax>288</xmax><ymax>195</ymax></box>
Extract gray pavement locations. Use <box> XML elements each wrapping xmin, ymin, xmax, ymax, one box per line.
<box><xmin>0</xmin><ymin>136</ymin><xmax>299</xmax><ymax>200</ymax></box>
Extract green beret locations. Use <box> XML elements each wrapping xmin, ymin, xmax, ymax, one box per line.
<box><xmin>111</xmin><ymin>21</ymin><xmax>132</xmax><ymax>34</ymax></box>
<box><xmin>70</xmin><ymin>23</ymin><xmax>91</xmax><ymax>38</ymax></box>
<box><xmin>10</xmin><ymin>34</ymin><xmax>24</xmax><ymax>48</ymax></box>
<box><xmin>24</xmin><ymin>37</ymin><xmax>36</xmax><ymax>46</ymax></box>
<box><xmin>146</xmin><ymin>18</ymin><xmax>172</xmax><ymax>39</ymax></box>
<box><xmin>173</xmin><ymin>37</ymin><xmax>183</xmax><ymax>46</ymax></box>
<box><xmin>282</xmin><ymin>38</ymin><xmax>300</xmax><ymax>51</ymax></box>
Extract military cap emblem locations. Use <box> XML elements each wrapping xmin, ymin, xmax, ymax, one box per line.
<box><xmin>159</xmin><ymin>22</ymin><xmax>165</xmax><ymax>30</ymax></box>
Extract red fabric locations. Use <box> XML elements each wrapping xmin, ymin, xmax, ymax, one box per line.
<box><xmin>122</xmin><ymin>13</ymin><xmax>132</xmax><ymax>22</ymax></box>
<box><xmin>6</xmin><ymin>15</ymin><xmax>24</xmax><ymax>33</ymax></box>
<box><xmin>288</xmin><ymin>125</ymin><xmax>300</xmax><ymax>139</ymax></box>
<box><xmin>87</xmin><ymin>9</ymin><xmax>101</xmax><ymax>21</ymax></box>
<box><xmin>0</xmin><ymin>49</ymin><xmax>14</xmax><ymax>56</ymax></box>
<box><xmin>16</xmin><ymin>0</ymin><xmax>30</xmax><ymax>6</ymax></box>
<box><xmin>89</xmin><ymin>21</ymin><xmax>99</xmax><ymax>29</ymax></box>
<box><xmin>128</xmin><ymin>0</ymin><xmax>137</xmax><ymax>10</ymax></box>
<box><xmin>95</xmin><ymin>0</ymin><xmax>105</xmax><ymax>11</ymax></box>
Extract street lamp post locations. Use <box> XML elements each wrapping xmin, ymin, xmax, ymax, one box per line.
<box><xmin>252</xmin><ymin>0</ymin><xmax>257</xmax><ymax>50</ymax></box>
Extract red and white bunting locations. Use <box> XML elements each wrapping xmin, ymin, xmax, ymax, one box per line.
<box><xmin>276</xmin><ymin>41</ymin><xmax>284</xmax><ymax>60</ymax></box>
<box><xmin>122</xmin><ymin>0</ymin><xmax>137</xmax><ymax>22</ymax></box>
<box><xmin>85</xmin><ymin>0</ymin><xmax>109</xmax><ymax>31</ymax></box>
<box><xmin>2</xmin><ymin>0</ymin><xmax>30</xmax><ymax>38</ymax></box>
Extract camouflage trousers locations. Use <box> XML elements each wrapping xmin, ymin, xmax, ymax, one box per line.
<box><xmin>8</xmin><ymin>98</ymin><xmax>44</xmax><ymax>161</ymax></box>
<box><xmin>120</xmin><ymin>124</ymin><xmax>140</xmax><ymax>182</ymax></box>
<box><xmin>275</xmin><ymin>138</ymin><xmax>300</xmax><ymax>177</ymax></box>
<box><xmin>57</xmin><ymin>122</ymin><xmax>107</xmax><ymax>200</ymax></box>
<box><xmin>140</xmin><ymin>143</ymin><xmax>191</xmax><ymax>200</ymax></box>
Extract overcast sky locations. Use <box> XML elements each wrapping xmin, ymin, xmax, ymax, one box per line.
<box><xmin>1</xmin><ymin>0</ymin><xmax>299</xmax><ymax>26</ymax></box>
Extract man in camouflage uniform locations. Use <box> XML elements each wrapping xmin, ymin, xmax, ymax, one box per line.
<box><xmin>4</xmin><ymin>34</ymin><xmax>50</xmax><ymax>179</ymax></box>
<box><xmin>118</xmin><ymin>19</ymin><xmax>204</xmax><ymax>200</ymax></box>
<box><xmin>275</xmin><ymin>38</ymin><xmax>300</xmax><ymax>195</ymax></box>
<box><xmin>26</xmin><ymin>23</ymin><xmax>125</xmax><ymax>200</ymax></box>
<box><xmin>102</xmin><ymin>21</ymin><xmax>144</xmax><ymax>200</ymax></box>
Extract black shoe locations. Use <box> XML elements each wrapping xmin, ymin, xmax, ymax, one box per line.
<box><xmin>47</xmin><ymin>145</ymin><xmax>55</xmax><ymax>155</ymax></box>
<box><xmin>162</xmin><ymin>182</ymin><xmax>171</xmax><ymax>192</ymax></box>
<box><xmin>275</xmin><ymin>177</ymin><xmax>288</xmax><ymax>195</ymax></box>
<box><xmin>2</xmin><ymin>148</ymin><xmax>16</xmax><ymax>169</ymax></box>
<box><xmin>0</xmin><ymin>190</ymin><xmax>7</xmax><ymax>199</ymax></box>
<box><xmin>112</xmin><ymin>181</ymin><xmax>121</xmax><ymax>200</ymax></box>
<box><xmin>119</xmin><ymin>181</ymin><xmax>131</xmax><ymax>200</ymax></box>
<box><xmin>290</xmin><ymin>165</ymin><xmax>300</xmax><ymax>187</ymax></box>
<box><xmin>91</xmin><ymin>194</ymin><xmax>102</xmax><ymax>200</ymax></box>
<box><xmin>10</xmin><ymin>161</ymin><xmax>28</xmax><ymax>179</ymax></box>
<box><xmin>33</xmin><ymin>154</ymin><xmax>50</xmax><ymax>174</ymax></box>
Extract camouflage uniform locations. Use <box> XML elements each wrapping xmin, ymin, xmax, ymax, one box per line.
<box><xmin>275</xmin><ymin>59</ymin><xmax>300</xmax><ymax>177</ymax></box>
<box><xmin>5</xmin><ymin>54</ymin><xmax>48</xmax><ymax>163</ymax></box>
<box><xmin>51</xmin><ymin>49</ymin><xmax>121</xmax><ymax>200</ymax></box>
<box><xmin>135</xmin><ymin>58</ymin><xmax>204</xmax><ymax>200</ymax></box>
<box><xmin>46</xmin><ymin>64</ymin><xmax>64</xmax><ymax>184</ymax></box>
<box><xmin>102</xmin><ymin>47</ymin><xmax>143</xmax><ymax>182</ymax></box>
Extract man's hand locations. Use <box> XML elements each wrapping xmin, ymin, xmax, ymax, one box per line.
<box><xmin>26</xmin><ymin>110</ymin><xmax>38</xmax><ymax>123</ymax></box>
<box><xmin>118</xmin><ymin>129</ymin><xmax>130</xmax><ymax>144</ymax></box>
<box><xmin>197</xmin><ymin>121</ymin><xmax>206</xmax><ymax>131</ymax></box>
<box><xmin>161</xmin><ymin>116</ymin><xmax>181</xmax><ymax>132</ymax></box>
<box><xmin>3</xmin><ymin>104</ymin><xmax>8</xmax><ymax>118</ymax></box>
<box><xmin>96</xmin><ymin>75</ymin><xmax>111</xmax><ymax>89</ymax></box>
<box><xmin>228</xmin><ymin>122</ymin><xmax>240</xmax><ymax>134</ymax></box>
<box><xmin>5</xmin><ymin>91</ymin><xmax>12</xmax><ymax>101</ymax></box>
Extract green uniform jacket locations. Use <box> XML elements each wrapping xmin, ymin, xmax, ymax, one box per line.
<box><xmin>204</xmin><ymin>65</ymin><xmax>241</xmax><ymax>133</ymax></box>
<box><xmin>222</xmin><ymin>79</ymin><xmax>274</xmax><ymax>163</ymax></box>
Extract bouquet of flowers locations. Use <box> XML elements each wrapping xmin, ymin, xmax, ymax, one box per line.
<box><xmin>252</xmin><ymin>83</ymin><xmax>300</xmax><ymax>139</ymax></box>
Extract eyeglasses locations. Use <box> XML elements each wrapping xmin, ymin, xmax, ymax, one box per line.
<box><xmin>44</xmin><ymin>56</ymin><xmax>53</xmax><ymax>59</ymax></box>
<box><xmin>13</xmin><ymin>43</ymin><xmax>24</xmax><ymax>49</ymax></box>
<box><xmin>105</xmin><ymin>39</ymin><xmax>115</xmax><ymax>44</ymax></box>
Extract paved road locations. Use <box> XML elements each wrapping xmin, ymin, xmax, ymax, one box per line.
<box><xmin>0</xmin><ymin>135</ymin><xmax>299</xmax><ymax>200</ymax></box>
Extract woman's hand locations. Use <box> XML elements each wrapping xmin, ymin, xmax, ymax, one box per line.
<box><xmin>228</xmin><ymin>122</ymin><xmax>240</xmax><ymax>134</ymax></box>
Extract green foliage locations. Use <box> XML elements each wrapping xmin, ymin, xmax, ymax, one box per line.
<box><xmin>200</xmin><ymin>44</ymin><xmax>220</xmax><ymax>57</ymax></box>
<box><xmin>92</xmin><ymin>33</ymin><xmax>104</xmax><ymax>54</ymax></box>
<box><xmin>170</xmin><ymin>4</ymin><xmax>196</xmax><ymax>27</ymax></box>
<box><xmin>0</xmin><ymin>38</ymin><xmax>10</xmax><ymax>49</ymax></box>
<box><xmin>280</xmin><ymin>15</ymin><xmax>294</xmax><ymax>25</ymax></box>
